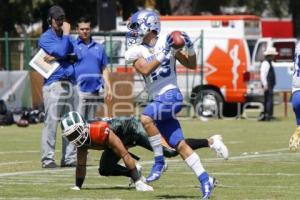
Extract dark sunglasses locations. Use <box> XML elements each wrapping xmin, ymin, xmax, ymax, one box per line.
<box><xmin>54</xmin><ymin>16</ymin><xmax>65</xmax><ymax>22</ymax></box>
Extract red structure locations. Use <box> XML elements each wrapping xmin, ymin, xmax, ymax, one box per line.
<box><xmin>261</xmin><ymin>18</ymin><xmax>294</xmax><ymax>38</ymax></box>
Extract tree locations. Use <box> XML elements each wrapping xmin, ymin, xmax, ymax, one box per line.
<box><xmin>0</xmin><ymin>0</ymin><xmax>33</xmax><ymax>36</ymax></box>
<box><xmin>0</xmin><ymin>0</ymin><xmax>296</xmax><ymax>36</ymax></box>
<box><xmin>290</xmin><ymin>0</ymin><xmax>300</xmax><ymax>37</ymax></box>
<box><xmin>0</xmin><ymin>0</ymin><xmax>101</xmax><ymax>35</ymax></box>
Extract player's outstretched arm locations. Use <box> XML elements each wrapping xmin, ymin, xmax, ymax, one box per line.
<box><xmin>125</xmin><ymin>33</ymin><xmax>172</xmax><ymax>76</ymax></box>
<box><xmin>134</xmin><ymin>57</ymin><xmax>162</xmax><ymax>76</ymax></box>
<box><xmin>108</xmin><ymin>131</ymin><xmax>153</xmax><ymax>191</ymax></box>
<box><xmin>71</xmin><ymin>148</ymin><xmax>88</xmax><ymax>190</ymax></box>
<box><xmin>175</xmin><ymin>51</ymin><xmax>197</xmax><ymax>69</ymax></box>
<box><xmin>107</xmin><ymin>131</ymin><xmax>136</xmax><ymax>169</ymax></box>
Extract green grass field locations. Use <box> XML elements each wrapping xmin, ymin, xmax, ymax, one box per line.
<box><xmin>0</xmin><ymin>104</ymin><xmax>300</xmax><ymax>200</ymax></box>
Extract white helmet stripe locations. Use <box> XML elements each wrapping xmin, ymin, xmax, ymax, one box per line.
<box><xmin>60</xmin><ymin>111</ymin><xmax>88</xmax><ymax>147</ymax></box>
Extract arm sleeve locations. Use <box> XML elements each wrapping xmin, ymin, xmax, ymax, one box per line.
<box><xmin>260</xmin><ymin>61</ymin><xmax>270</xmax><ymax>87</ymax></box>
<box><xmin>124</xmin><ymin>46</ymin><xmax>141</xmax><ymax>64</ymax></box>
<box><xmin>39</xmin><ymin>35</ymin><xmax>71</xmax><ymax>59</ymax></box>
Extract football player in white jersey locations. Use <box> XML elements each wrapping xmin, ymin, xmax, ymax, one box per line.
<box><xmin>125</xmin><ymin>10</ymin><xmax>214</xmax><ymax>199</ymax></box>
<box><xmin>289</xmin><ymin>41</ymin><xmax>300</xmax><ymax>152</ymax></box>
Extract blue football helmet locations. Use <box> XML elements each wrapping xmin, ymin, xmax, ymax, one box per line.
<box><xmin>126</xmin><ymin>10</ymin><xmax>161</xmax><ymax>46</ymax></box>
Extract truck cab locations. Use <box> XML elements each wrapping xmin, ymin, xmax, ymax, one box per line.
<box><xmin>252</xmin><ymin>38</ymin><xmax>296</xmax><ymax>92</ymax></box>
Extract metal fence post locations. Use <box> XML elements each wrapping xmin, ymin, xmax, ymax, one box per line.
<box><xmin>4</xmin><ymin>32</ymin><xmax>10</xmax><ymax>71</ymax></box>
<box><xmin>109</xmin><ymin>33</ymin><xmax>113</xmax><ymax>71</ymax></box>
<box><xmin>24</xmin><ymin>34</ymin><xmax>31</xmax><ymax>70</ymax></box>
<box><xmin>124</xmin><ymin>35</ymin><xmax>128</xmax><ymax>73</ymax></box>
<box><xmin>185</xmin><ymin>56</ymin><xmax>190</xmax><ymax>117</ymax></box>
<box><xmin>200</xmin><ymin>30</ymin><xmax>204</xmax><ymax>87</ymax></box>
<box><xmin>199</xmin><ymin>30</ymin><xmax>204</xmax><ymax>117</ymax></box>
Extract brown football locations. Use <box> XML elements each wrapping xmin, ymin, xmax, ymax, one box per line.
<box><xmin>170</xmin><ymin>31</ymin><xmax>185</xmax><ymax>49</ymax></box>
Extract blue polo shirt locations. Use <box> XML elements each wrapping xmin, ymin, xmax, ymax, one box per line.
<box><xmin>72</xmin><ymin>37</ymin><xmax>108</xmax><ymax>93</ymax></box>
<box><xmin>38</xmin><ymin>28</ymin><xmax>75</xmax><ymax>85</ymax></box>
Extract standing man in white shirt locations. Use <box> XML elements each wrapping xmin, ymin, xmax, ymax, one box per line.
<box><xmin>259</xmin><ymin>46</ymin><xmax>278</xmax><ymax>121</ymax></box>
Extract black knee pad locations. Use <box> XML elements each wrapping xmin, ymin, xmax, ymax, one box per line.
<box><xmin>98</xmin><ymin>167</ymin><xmax>111</xmax><ymax>176</ymax></box>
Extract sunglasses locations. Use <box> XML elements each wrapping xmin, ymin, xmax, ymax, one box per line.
<box><xmin>54</xmin><ymin>16</ymin><xmax>65</xmax><ymax>22</ymax></box>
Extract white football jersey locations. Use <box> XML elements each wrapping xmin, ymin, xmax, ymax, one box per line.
<box><xmin>293</xmin><ymin>41</ymin><xmax>300</xmax><ymax>93</ymax></box>
<box><xmin>125</xmin><ymin>35</ymin><xmax>178</xmax><ymax>99</ymax></box>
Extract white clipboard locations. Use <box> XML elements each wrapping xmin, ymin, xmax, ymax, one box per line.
<box><xmin>29</xmin><ymin>49</ymin><xmax>60</xmax><ymax>79</ymax></box>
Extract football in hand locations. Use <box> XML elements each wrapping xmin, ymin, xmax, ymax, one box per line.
<box><xmin>170</xmin><ymin>31</ymin><xmax>185</xmax><ymax>49</ymax></box>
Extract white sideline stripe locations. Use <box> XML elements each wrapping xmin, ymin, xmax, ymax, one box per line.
<box><xmin>0</xmin><ymin>150</ymin><xmax>60</xmax><ymax>155</ymax></box>
<box><xmin>0</xmin><ymin>147</ymin><xmax>288</xmax><ymax>156</ymax></box>
<box><xmin>225</xmin><ymin>153</ymin><xmax>294</xmax><ymax>160</ymax></box>
<box><xmin>0</xmin><ymin>199</ymin><xmax>121</xmax><ymax>200</ymax></box>
<box><xmin>1</xmin><ymin>175</ymin><xmax>299</xmax><ymax>186</ymax></box>
<box><xmin>213</xmin><ymin>172</ymin><xmax>300</xmax><ymax>176</ymax></box>
<box><xmin>0</xmin><ymin>167</ymin><xmax>78</xmax><ymax>177</ymax></box>
<box><xmin>0</xmin><ymin>148</ymin><xmax>298</xmax><ymax>177</ymax></box>
<box><xmin>164</xmin><ymin>183</ymin><xmax>297</xmax><ymax>190</ymax></box>
<box><xmin>0</xmin><ymin>161</ymin><xmax>32</xmax><ymax>166</ymax></box>
<box><xmin>260</xmin><ymin>148</ymin><xmax>289</xmax><ymax>153</ymax></box>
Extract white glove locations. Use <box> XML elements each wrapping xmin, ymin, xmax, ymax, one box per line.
<box><xmin>70</xmin><ymin>186</ymin><xmax>81</xmax><ymax>191</ymax></box>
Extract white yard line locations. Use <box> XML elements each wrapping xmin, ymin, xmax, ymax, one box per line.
<box><xmin>0</xmin><ymin>199</ymin><xmax>121</xmax><ymax>200</ymax></box>
<box><xmin>0</xmin><ymin>150</ymin><xmax>60</xmax><ymax>154</ymax></box>
<box><xmin>0</xmin><ymin>148</ymin><xmax>299</xmax><ymax>178</ymax></box>
<box><xmin>0</xmin><ymin>161</ymin><xmax>32</xmax><ymax>166</ymax></box>
<box><xmin>173</xmin><ymin>171</ymin><xmax>300</xmax><ymax>177</ymax></box>
<box><xmin>212</xmin><ymin>172</ymin><xmax>300</xmax><ymax>176</ymax></box>
<box><xmin>0</xmin><ymin>147</ymin><xmax>288</xmax><ymax>155</ymax></box>
<box><xmin>0</xmin><ymin>167</ymin><xmax>77</xmax><ymax>177</ymax></box>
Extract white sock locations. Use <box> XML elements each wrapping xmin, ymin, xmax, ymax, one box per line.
<box><xmin>148</xmin><ymin>134</ymin><xmax>163</xmax><ymax>157</ymax></box>
<box><xmin>184</xmin><ymin>152</ymin><xmax>205</xmax><ymax>177</ymax></box>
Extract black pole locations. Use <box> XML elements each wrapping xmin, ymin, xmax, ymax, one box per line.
<box><xmin>97</xmin><ymin>0</ymin><xmax>116</xmax><ymax>31</ymax></box>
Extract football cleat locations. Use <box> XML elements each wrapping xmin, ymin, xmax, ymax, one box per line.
<box><xmin>289</xmin><ymin>127</ymin><xmax>300</xmax><ymax>152</ymax></box>
<box><xmin>42</xmin><ymin>161</ymin><xmax>58</xmax><ymax>169</ymax></box>
<box><xmin>129</xmin><ymin>163</ymin><xmax>145</xmax><ymax>187</ymax></box>
<box><xmin>210</xmin><ymin>135</ymin><xmax>229</xmax><ymax>160</ymax></box>
<box><xmin>70</xmin><ymin>186</ymin><xmax>80</xmax><ymax>191</ymax></box>
<box><xmin>199</xmin><ymin>173</ymin><xmax>213</xmax><ymax>200</ymax></box>
<box><xmin>146</xmin><ymin>163</ymin><xmax>168</xmax><ymax>183</ymax></box>
<box><xmin>135</xmin><ymin>180</ymin><xmax>154</xmax><ymax>191</ymax></box>
<box><xmin>201</xmin><ymin>180</ymin><xmax>212</xmax><ymax>199</ymax></box>
<box><xmin>209</xmin><ymin>176</ymin><xmax>218</xmax><ymax>189</ymax></box>
<box><xmin>129</xmin><ymin>176</ymin><xmax>146</xmax><ymax>187</ymax></box>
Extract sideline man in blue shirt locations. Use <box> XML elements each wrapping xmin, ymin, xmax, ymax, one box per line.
<box><xmin>72</xmin><ymin>16</ymin><xmax>112</xmax><ymax>120</ymax></box>
<box><xmin>39</xmin><ymin>5</ymin><xmax>77</xmax><ymax>168</ymax></box>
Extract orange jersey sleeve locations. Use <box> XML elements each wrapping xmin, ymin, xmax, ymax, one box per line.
<box><xmin>89</xmin><ymin>121</ymin><xmax>110</xmax><ymax>145</ymax></box>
